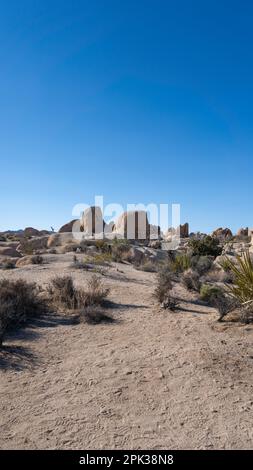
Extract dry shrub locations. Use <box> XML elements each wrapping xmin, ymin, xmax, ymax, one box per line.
<box><xmin>111</xmin><ymin>239</ymin><xmax>131</xmax><ymax>262</ymax></box>
<box><xmin>0</xmin><ymin>279</ymin><xmax>43</xmax><ymax>346</ymax></box>
<box><xmin>48</xmin><ymin>276</ymin><xmax>76</xmax><ymax>309</ymax></box>
<box><xmin>135</xmin><ymin>259</ymin><xmax>158</xmax><ymax>272</ymax></box>
<box><xmin>77</xmin><ymin>275</ymin><xmax>110</xmax><ymax>308</ymax></box>
<box><xmin>154</xmin><ymin>266</ymin><xmax>173</xmax><ymax>303</ymax></box>
<box><xmin>80</xmin><ymin>305</ymin><xmax>114</xmax><ymax>324</ymax></box>
<box><xmin>182</xmin><ymin>269</ymin><xmax>201</xmax><ymax>291</ymax></box>
<box><xmin>190</xmin><ymin>255</ymin><xmax>213</xmax><ymax>275</ymax></box>
<box><xmin>210</xmin><ymin>292</ymin><xmax>239</xmax><ymax>322</ymax></box>
<box><xmin>204</xmin><ymin>268</ymin><xmax>234</xmax><ymax>284</ymax></box>
<box><xmin>154</xmin><ymin>266</ymin><xmax>178</xmax><ymax>310</ymax></box>
<box><xmin>47</xmin><ymin>274</ymin><xmax>110</xmax><ymax>312</ymax></box>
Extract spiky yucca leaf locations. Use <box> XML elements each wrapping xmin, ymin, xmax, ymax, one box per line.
<box><xmin>224</xmin><ymin>251</ymin><xmax>253</xmax><ymax>303</ymax></box>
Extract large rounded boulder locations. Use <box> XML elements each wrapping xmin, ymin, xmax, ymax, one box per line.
<box><xmin>114</xmin><ymin>211</ymin><xmax>150</xmax><ymax>240</ymax></box>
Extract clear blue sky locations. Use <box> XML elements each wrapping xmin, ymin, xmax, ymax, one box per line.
<box><xmin>0</xmin><ymin>0</ymin><xmax>252</xmax><ymax>233</ymax></box>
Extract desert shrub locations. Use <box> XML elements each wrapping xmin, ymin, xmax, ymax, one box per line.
<box><xmin>135</xmin><ymin>259</ymin><xmax>157</xmax><ymax>272</ymax></box>
<box><xmin>204</xmin><ymin>268</ymin><xmax>234</xmax><ymax>284</ymax></box>
<box><xmin>76</xmin><ymin>274</ymin><xmax>110</xmax><ymax>308</ymax></box>
<box><xmin>154</xmin><ymin>266</ymin><xmax>175</xmax><ymax>303</ymax></box>
<box><xmin>188</xmin><ymin>236</ymin><xmax>222</xmax><ymax>258</ymax></box>
<box><xmin>210</xmin><ymin>291</ymin><xmax>239</xmax><ymax>321</ymax></box>
<box><xmin>72</xmin><ymin>255</ymin><xmax>96</xmax><ymax>271</ymax></box>
<box><xmin>182</xmin><ymin>269</ymin><xmax>201</xmax><ymax>292</ymax></box>
<box><xmin>190</xmin><ymin>255</ymin><xmax>213</xmax><ymax>275</ymax></box>
<box><xmin>111</xmin><ymin>239</ymin><xmax>130</xmax><ymax>262</ymax></box>
<box><xmin>79</xmin><ymin>305</ymin><xmax>114</xmax><ymax>324</ymax></box>
<box><xmin>48</xmin><ymin>274</ymin><xmax>110</xmax><ymax>312</ymax></box>
<box><xmin>31</xmin><ymin>255</ymin><xmax>43</xmax><ymax>265</ymax></box>
<box><xmin>0</xmin><ymin>235</ymin><xmax>6</xmax><ymax>242</ymax></box>
<box><xmin>161</xmin><ymin>295</ymin><xmax>179</xmax><ymax>311</ymax></box>
<box><xmin>95</xmin><ymin>240</ymin><xmax>111</xmax><ymax>254</ymax></box>
<box><xmin>0</xmin><ymin>279</ymin><xmax>43</xmax><ymax>347</ymax></box>
<box><xmin>92</xmin><ymin>253</ymin><xmax>112</xmax><ymax>265</ymax></box>
<box><xmin>48</xmin><ymin>276</ymin><xmax>76</xmax><ymax>309</ymax></box>
<box><xmin>219</xmin><ymin>258</ymin><xmax>233</xmax><ymax>272</ymax></box>
<box><xmin>200</xmin><ymin>284</ymin><xmax>223</xmax><ymax>303</ymax></box>
<box><xmin>170</xmin><ymin>253</ymin><xmax>191</xmax><ymax>273</ymax></box>
<box><xmin>224</xmin><ymin>251</ymin><xmax>253</xmax><ymax>304</ymax></box>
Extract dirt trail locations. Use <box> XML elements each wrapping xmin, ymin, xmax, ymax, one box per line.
<box><xmin>0</xmin><ymin>256</ymin><xmax>253</xmax><ymax>449</ymax></box>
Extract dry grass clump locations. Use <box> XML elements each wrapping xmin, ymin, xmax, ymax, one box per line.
<box><xmin>78</xmin><ymin>275</ymin><xmax>110</xmax><ymax>307</ymax></box>
<box><xmin>210</xmin><ymin>292</ymin><xmax>239</xmax><ymax>322</ymax></box>
<box><xmin>47</xmin><ymin>274</ymin><xmax>110</xmax><ymax>312</ymax></box>
<box><xmin>111</xmin><ymin>239</ymin><xmax>131</xmax><ymax>262</ymax></box>
<box><xmin>0</xmin><ymin>279</ymin><xmax>44</xmax><ymax>347</ymax></box>
<box><xmin>135</xmin><ymin>259</ymin><xmax>158</xmax><ymax>272</ymax></box>
<box><xmin>204</xmin><ymin>268</ymin><xmax>234</xmax><ymax>284</ymax></box>
<box><xmin>48</xmin><ymin>275</ymin><xmax>77</xmax><ymax>309</ymax></box>
<box><xmin>182</xmin><ymin>269</ymin><xmax>201</xmax><ymax>292</ymax></box>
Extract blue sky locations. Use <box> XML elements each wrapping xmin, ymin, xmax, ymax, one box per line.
<box><xmin>0</xmin><ymin>0</ymin><xmax>252</xmax><ymax>233</ymax></box>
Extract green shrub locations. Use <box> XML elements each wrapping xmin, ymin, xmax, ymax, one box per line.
<box><xmin>188</xmin><ymin>236</ymin><xmax>222</xmax><ymax>258</ymax></box>
<box><xmin>111</xmin><ymin>239</ymin><xmax>130</xmax><ymax>262</ymax></box>
<box><xmin>224</xmin><ymin>251</ymin><xmax>253</xmax><ymax>304</ymax></box>
<box><xmin>171</xmin><ymin>254</ymin><xmax>191</xmax><ymax>273</ymax></box>
<box><xmin>200</xmin><ymin>284</ymin><xmax>223</xmax><ymax>302</ymax></box>
<box><xmin>190</xmin><ymin>255</ymin><xmax>213</xmax><ymax>274</ymax></box>
<box><xmin>219</xmin><ymin>258</ymin><xmax>233</xmax><ymax>272</ymax></box>
<box><xmin>95</xmin><ymin>240</ymin><xmax>111</xmax><ymax>253</ymax></box>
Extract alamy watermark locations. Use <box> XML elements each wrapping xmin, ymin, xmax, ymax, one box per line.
<box><xmin>70</xmin><ymin>196</ymin><xmax>181</xmax><ymax>250</ymax></box>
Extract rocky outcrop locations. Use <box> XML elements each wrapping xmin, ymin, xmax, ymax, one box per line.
<box><xmin>237</xmin><ymin>227</ymin><xmax>249</xmax><ymax>238</ymax></box>
<box><xmin>114</xmin><ymin>211</ymin><xmax>150</xmax><ymax>240</ymax></box>
<box><xmin>0</xmin><ymin>246</ymin><xmax>21</xmax><ymax>258</ymax></box>
<box><xmin>17</xmin><ymin>236</ymin><xmax>49</xmax><ymax>254</ymax></box>
<box><xmin>47</xmin><ymin>233</ymin><xmax>74</xmax><ymax>248</ymax></box>
<box><xmin>212</xmin><ymin>227</ymin><xmax>233</xmax><ymax>240</ymax></box>
<box><xmin>81</xmin><ymin>207</ymin><xmax>105</xmax><ymax>235</ymax></box>
<box><xmin>15</xmin><ymin>256</ymin><xmax>34</xmax><ymax>267</ymax></box>
<box><xmin>58</xmin><ymin>219</ymin><xmax>78</xmax><ymax>233</ymax></box>
<box><xmin>24</xmin><ymin>227</ymin><xmax>40</xmax><ymax>237</ymax></box>
<box><xmin>180</xmin><ymin>223</ymin><xmax>189</xmax><ymax>238</ymax></box>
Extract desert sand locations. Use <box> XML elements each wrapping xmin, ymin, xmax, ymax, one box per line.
<box><xmin>0</xmin><ymin>253</ymin><xmax>253</xmax><ymax>450</ymax></box>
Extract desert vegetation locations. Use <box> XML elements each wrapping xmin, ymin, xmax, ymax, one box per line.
<box><xmin>0</xmin><ymin>272</ymin><xmax>111</xmax><ymax>348</ymax></box>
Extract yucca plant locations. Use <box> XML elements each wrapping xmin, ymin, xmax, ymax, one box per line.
<box><xmin>224</xmin><ymin>251</ymin><xmax>253</xmax><ymax>304</ymax></box>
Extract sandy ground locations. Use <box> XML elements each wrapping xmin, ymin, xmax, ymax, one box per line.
<box><xmin>0</xmin><ymin>253</ymin><xmax>253</xmax><ymax>450</ymax></box>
